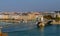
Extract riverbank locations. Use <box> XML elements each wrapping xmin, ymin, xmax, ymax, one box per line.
<box><xmin>51</xmin><ymin>22</ymin><xmax>60</xmax><ymax>24</ymax></box>
<box><xmin>0</xmin><ymin>20</ymin><xmax>20</xmax><ymax>23</ymax></box>
<box><xmin>43</xmin><ymin>20</ymin><xmax>60</xmax><ymax>25</ymax></box>
<box><xmin>51</xmin><ymin>21</ymin><xmax>60</xmax><ymax>24</ymax></box>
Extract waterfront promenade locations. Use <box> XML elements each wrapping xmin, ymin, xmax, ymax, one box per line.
<box><xmin>0</xmin><ymin>12</ymin><xmax>60</xmax><ymax>36</ymax></box>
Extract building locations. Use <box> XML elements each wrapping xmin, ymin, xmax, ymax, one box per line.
<box><xmin>54</xmin><ymin>11</ymin><xmax>60</xmax><ymax>18</ymax></box>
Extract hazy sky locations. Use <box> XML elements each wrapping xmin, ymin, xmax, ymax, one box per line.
<box><xmin>0</xmin><ymin>0</ymin><xmax>60</xmax><ymax>12</ymax></box>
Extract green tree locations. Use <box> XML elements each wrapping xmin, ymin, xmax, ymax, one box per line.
<box><xmin>44</xmin><ymin>15</ymin><xmax>53</xmax><ymax>20</ymax></box>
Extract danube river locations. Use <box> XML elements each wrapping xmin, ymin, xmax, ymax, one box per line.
<box><xmin>1</xmin><ymin>22</ymin><xmax>60</xmax><ymax>36</ymax></box>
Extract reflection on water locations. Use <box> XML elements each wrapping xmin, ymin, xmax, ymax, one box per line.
<box><xmin>1</xmin><ymin>21</ymin><xmax>37</xmax><ymax>32</ymax></box>
<box><xmin>2</xmin><ymin>24</ymin><xmax>60</xmax><ymax>36</ymax></box>
<box><xmin>56</xmin><ymin>25</ymin><xmax>60</xmax><ymax>36</ymax></box>
<box><xmin>0</xmin><ymin>21</ymin><xmax>60</xmax><ymax>36</ymax></box>
<box><xmin>40</xmin><ymin>27</ymin><xmax>44</xmax><ymax>32</ymax></box>
<box><xmin>40</xmin><ymin>27</ymin><xmax>44</xmax><ymax>36</ymax></box>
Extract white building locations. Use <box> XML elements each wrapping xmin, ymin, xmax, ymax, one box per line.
<box><xmin>54</xmin><ymin>12</ymin><xmax>60</xmax><ymax>18</ymax></box>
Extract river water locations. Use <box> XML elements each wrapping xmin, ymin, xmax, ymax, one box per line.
<box><xmin>1</xmin><ymin>22</ymin><xmax>60</xmax><ymax>36</ymax></box>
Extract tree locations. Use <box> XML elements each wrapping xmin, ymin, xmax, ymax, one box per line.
<box><xmin>44</xmin><ymin>15</ymin><xmax>53</xmax><ymax>20</ymax></box>
<box><xmin>55</xmin><ymin>15</ymin><xmax>60</xmax><ymax>22</ymax></box>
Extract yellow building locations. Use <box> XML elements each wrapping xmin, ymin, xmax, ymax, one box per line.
<box><xmin>0</xmin><ymin>15</ymin><xmax>9</xmax><ymax>19</ymax></box>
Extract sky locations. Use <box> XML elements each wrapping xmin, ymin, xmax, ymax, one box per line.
<box><xmin>0</xmin><ymin>0</ymin><xmax>60</xmax><ymax>12</ymax></box>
